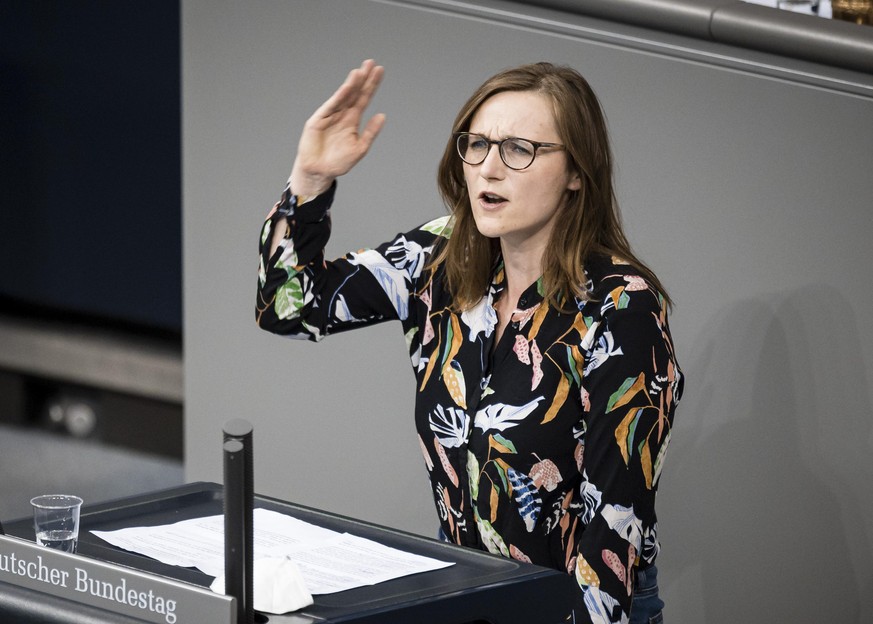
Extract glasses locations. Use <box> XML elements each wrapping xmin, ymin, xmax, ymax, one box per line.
<box><xmin>455</xmin><ymin>132</ymin><xmax>564</xmax><ymax>171</ymax></box>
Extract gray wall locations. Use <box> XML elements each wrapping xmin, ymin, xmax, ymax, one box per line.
<box><xmin>182</xmin><ymin>1</ymin><xmax>873</xmax><ymax>621</ymax></box>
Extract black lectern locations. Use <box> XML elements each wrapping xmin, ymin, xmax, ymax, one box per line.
<box><xmin>2</xmin><ymin>483</ymin><xmax>576</xmax><ymax>623</ymax></box>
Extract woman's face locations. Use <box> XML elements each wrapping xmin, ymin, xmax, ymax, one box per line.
<box><xmin>463</xmin><ymin>90</ymin><xmax>581</xmax><ymax>254</ymax></box>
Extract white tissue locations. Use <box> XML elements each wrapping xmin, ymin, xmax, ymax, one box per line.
<box><xmin>210</xmin><ymin>556</ymin><xmax>314</xmax><ymax>614</ymax></box>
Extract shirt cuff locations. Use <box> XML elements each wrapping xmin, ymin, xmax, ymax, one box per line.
<box><xmin>276</xmin><ymin>180</ymin><xmax>337</xmax><ymax>220</ymax></box>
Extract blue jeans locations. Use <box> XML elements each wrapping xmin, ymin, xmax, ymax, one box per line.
<box><xmin>629</xmin><ymin>565</ymin><xmax>664</xmax><ymax>624</ymax></box>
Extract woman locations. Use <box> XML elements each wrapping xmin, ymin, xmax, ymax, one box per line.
<box><xmin>257</xmin><ymin>60</ymin><xmax>683</xmax><ymax>624</ymax></box>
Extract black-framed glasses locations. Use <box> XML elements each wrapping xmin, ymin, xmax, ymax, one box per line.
<box><xmin>455</xmin><ymin>132</ymin><xmax>565</xmax><ymax>171</ymax></box>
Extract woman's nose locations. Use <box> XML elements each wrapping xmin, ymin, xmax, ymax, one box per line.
<box><xmin>478</xmin><ymin>144</ymin><xmax>506</xmax><ymax>178</ymax></box>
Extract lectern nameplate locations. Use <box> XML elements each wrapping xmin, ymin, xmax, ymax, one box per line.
<box><xmin>0</xmin><ymin>534</ymin><xmax>235</xmax><ymax>624</ymax></box>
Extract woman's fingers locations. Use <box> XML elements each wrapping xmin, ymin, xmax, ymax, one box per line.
<box><xmin>353</xmin><ymin>60</ymin><xmax>384</xmax><ymax>112</ymax></box>
<box><xmin>318</xmin><ymin>60</ymin><xmax>383</xmax><ymax>122</ymax></box>
<box><xmin>358</xmin><ymin>112</ymin><xmax>387</xmax><ymax>152</ymax></box>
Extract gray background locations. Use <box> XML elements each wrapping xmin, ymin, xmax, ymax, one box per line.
<box><xmin>182</xmin><ymin>1</ymin><xmax>873</xmax><ymax>621</ymax></box>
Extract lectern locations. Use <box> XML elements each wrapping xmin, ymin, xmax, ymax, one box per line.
<box><xmin>1</xmin><ymin>483</ymin><xmax>576</xmax><ymax>623</ymax></box>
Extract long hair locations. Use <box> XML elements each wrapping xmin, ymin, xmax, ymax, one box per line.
<box><xmin>431</xmin><ymin>62</ymin><xmax>670</xmax><ymax>311</ymax></box>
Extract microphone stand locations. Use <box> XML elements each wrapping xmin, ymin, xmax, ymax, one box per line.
<box><xmin>223</xmin><ymin>419</ymin><xmax>255</xmax><ymax>624</ymax></box>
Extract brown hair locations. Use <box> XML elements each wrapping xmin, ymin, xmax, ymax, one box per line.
<box><xmin>431</xmin><ymin>62</ymin><xmax>670</xmax><ymax>311</ymax></box>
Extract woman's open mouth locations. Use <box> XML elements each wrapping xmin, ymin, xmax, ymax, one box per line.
<box><xmin>479</xmin><ymin>191</ymin><xmax>507</xmax><ymax>207</ymax></box>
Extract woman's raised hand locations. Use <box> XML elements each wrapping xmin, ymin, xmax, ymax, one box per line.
<box><xmin>288</xmin><ymin>60</ymin><xmax>386</xmax><ymax>198</ymax></box>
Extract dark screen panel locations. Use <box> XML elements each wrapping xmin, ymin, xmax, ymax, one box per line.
<box><xmin>0</xmin><ymin>1</ymin><xmax>181</xmax><ymax>334</ymax></box>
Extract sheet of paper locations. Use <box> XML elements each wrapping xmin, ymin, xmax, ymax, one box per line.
<box><xmin>91</xmin><ymin>509</ymin><xmax>453</xmax><ymax>594</ymax></box>
<box><xmin>278</xmin><ymin>532</ymin><xmax>454</xmax><ymax>594</ymax></box>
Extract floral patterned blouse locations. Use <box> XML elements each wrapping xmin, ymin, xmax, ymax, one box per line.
<box><xmin>256</xmin><ymin>182</ymin><xmax>683</xmax><ymax>623</ymax></box>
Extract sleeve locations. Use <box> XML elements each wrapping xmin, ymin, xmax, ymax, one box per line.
<box><xmin>573</xmin><ymin>277</ymin><xmax>683</xmax><ymax>623</ymax></box>
<box><xmin>255</xmin><ymin>181</ymin><xmax>438</xmax><ymax>342</ymax></box>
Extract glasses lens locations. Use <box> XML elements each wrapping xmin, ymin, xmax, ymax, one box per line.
<box><xmin>457</xmin><ymin>133</ymin><xmax>489</xmax><ymax>165</ymax></box>
<box><xmin>499</xmin><ymin>138</ymin><xmax>536</xmax><ymax>170</ymax></box>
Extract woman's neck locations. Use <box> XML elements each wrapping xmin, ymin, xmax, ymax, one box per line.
<box><xmin>499</xmin><ymin>239</ymin><xmax>544</xmax><ymax>307</ymax></box>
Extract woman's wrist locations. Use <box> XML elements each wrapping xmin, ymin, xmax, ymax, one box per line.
<box><xmin>288</xmin><ymin>167</ymin><xmax>334</xmax><ymax>200</ymax></box>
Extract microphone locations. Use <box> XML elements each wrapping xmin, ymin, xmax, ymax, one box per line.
<box><xmin>223</xmin><ymin>419</ymin><xmax>255</xmax><ymax>624</ymax></box>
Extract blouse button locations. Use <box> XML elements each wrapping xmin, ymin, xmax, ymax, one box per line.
<box><xmin>519</xmin><ymin>296</ymin><xmax>528</xmax><ymax>307</ymax></box>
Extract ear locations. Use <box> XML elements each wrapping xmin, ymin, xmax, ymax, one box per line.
<box><xmin>567</xmin><ymin>170</ymin><xmax>582</xmax><ymax>192</ymax></box>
